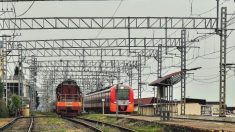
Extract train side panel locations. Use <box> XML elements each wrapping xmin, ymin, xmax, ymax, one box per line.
<box><xmin>84</xmin><ymin>85</ymin><xmax>134</xmax><ymax>113</ymax></box>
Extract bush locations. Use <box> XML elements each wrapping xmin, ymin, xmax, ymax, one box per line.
<box><xmin>7</xmin><ymin>95</ymin><xmax>22</xmax><ymax>117</ymax></box>
<box><xmin>0</xmin><ymin>99</ymin><xmax>9</xmax><ymax>118</ymax></box>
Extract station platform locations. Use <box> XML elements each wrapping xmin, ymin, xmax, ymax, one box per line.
<box><xmin>105</xmin><ymin>114</ymin><xmax>235</xmax><ymax>131</ymax></box>
<box><xmin>174</xmin><ymin>115</ymin><xmax>235</xmax><ymax>123</ymax></box>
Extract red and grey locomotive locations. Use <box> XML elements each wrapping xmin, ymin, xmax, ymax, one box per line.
<box><xmin>56</xmin><ymin>79</ymin><xmax>82</xmax><ymax>116</ymax></box>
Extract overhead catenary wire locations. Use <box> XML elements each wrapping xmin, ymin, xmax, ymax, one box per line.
<box><xmin>2</xmin><ymin>0</ymin><xmax>235</xmax><ymax>97</ymax></box>
<box><xmin>95</xmin><ymin>0</ymin><xmax>123</xmax><ymax>38</ymax></box>
<box><xmin>16</xmin><ymin>1</ymin><xmax>35</xmax><ymax>17</ymax></box>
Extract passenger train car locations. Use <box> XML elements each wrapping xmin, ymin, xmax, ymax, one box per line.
<box><xmin>84</xmin><ymin>84</ymin><xmax>134</xmax><ymax>113</ymax></box>
<box><xmin>56</xmin><ymin>79</ymin><xmax>82</xmax><ymax>116</ymax></box>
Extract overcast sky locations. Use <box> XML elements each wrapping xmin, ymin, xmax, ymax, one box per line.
<box><xmin>1</xmin><ymin>0</ymin><xmax>235</xmax><ymax>106</ymax></box>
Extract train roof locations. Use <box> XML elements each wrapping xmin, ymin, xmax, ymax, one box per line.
<box><xmin>86</xmin><ymin>84</ymin><xmax>130</xmax><ymax>95</ymax></box>
<box><xmin>56</xmin><ymin>79</ymin><xmax>79</xmax><ymax>90</ymax></box>
<box><xmin>61</xmin><ymin>79</ymin><xmax>77</xmax><ymax>84</ymax></box>
<box><xmin>86</xmin><ymin>86</ymin><xmax>111</xmax><ymax>95</ymax></box>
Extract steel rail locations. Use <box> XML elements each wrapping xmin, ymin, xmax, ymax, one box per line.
<box><xmin>0</xmin><ymin>117</ymin><xmax>33</xmax><ymax>132</ymax></box>
<box><xmin>0</xmin><ymin>117</ymin><xmax>20</xmax><ymax>131</ymax></box>
<box><xmin>77</xmin><ymin>117</ymin><xmax>137</xmax><ymax>132</ymax></box>
<box><xmin>27</xmin><ymin>116</ymin><xmax>34</xmax><ymax>132</ymax></box>
<box><xmin>63</xmin><ymin>117</ymin><xmax>103</xmax><ymax>132</ymax></box>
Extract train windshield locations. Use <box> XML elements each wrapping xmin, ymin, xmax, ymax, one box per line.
<box><xmin>117</xmin><ymin>88</ymin><xmax>129</xmax><ymax>100</ymax></box>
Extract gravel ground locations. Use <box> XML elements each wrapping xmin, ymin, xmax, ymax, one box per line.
<box><xmin>164</xmin><ymin>119</ymin><xmax>235</xmax><ymax>131</ymax></box>
<box><xmin>107</xmin><ymin>114</ymin><xmax>235</xmax><ymax>131</ymax></box>
<box><xmin>33</xmin><ymin>117</ymin><xmax>92</xmax><ymax>132</ymax></box>
<box><xmin>4</xmin><ymin>118</ymin><xmax>31</xmax><ymax>132</ymax></box>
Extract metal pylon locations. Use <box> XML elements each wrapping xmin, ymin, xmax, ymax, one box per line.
<box><xmin>137</xmin><ymin>55</ymin><xmax>142</xmax><ymax>113</ymax></box>
<box><xmin>219</xmin><ymin>7</ymin><xmax>227</xmax><ymax>117</ymax></box>
<box><xmin>128</xmin><ymin>64</ymin><xmax>133</xmax><ymax>86</ymax></box>
<box><xmin>157</xmin><ymin>44</ymin><xmax>162</xmax><ymax>79</ymax></box>
<box><xmin>18</xmin><ymin>43</ymin><xmax>23</xmax><ymax>96</ymax></box>
<box><xmin>157</xmin><ymin>44</ymin><xmax>162</xmax><ymax>116</ymax></box>
<box><xmin>2</xmin><ymin>36</ymin><xmax>7</xmax><ymax>105</ymax></box>
<box><xmin>30</xmin><ymin>56</ymin><xmax>37</xmax><ymax>112</ymax></box>
<box><xmin>180</xmin><ymin>30</ymin><xmax>186</xmax><ymax>115</ymax></box>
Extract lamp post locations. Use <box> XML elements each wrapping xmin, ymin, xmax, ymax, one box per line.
<box><xmin>102</xmin><ymin>98</ymin><xmax>105</xmax><ymax>115</ymax></box>
<box><xmin>173</xmin><ymin>99</ymin><xmax>178</xmax><ymax>116</ymax></box>
<box><xmin>153</xmin><ymin>103</ymin><xmax>157</xmax><ymax>116</ymax></box>
<box><xmin>153</xmin><ymin>87</ymin><xmax>156</xmax><ymax>115</ymax></box>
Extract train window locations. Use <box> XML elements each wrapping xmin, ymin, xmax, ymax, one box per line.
<box><xmin>66</xmin><ymin>99</ymin><xmax>73</xmax><ymax>102</ymax></box>
<box><xmin>117</xmin><ymin>89</ymin><xmax>129</xmax><ymax>100</ymax></box>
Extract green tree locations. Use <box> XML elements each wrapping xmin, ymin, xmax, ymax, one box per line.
<box><xmin>0</xmin><ymin>79</ymin><xmax>3</xmax><ymax>99</ymax></box>
<box><xmin>0</xmin><ymin>79</ymin><xmax>8</xmax><ymax>117</ymax></box>
<box><xmin>0</xmin><ymin>99</ymin><xmax>8</xmax><ymax>118</ymax></box>
<box><xmin>7</xmin><ymin>94</ymin><xmax>22</xmax><ymax>117</ymax></box>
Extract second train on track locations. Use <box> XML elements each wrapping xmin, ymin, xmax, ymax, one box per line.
<box><xmin>84</xmin><ymin>84</ymin><xmax>134</xmax><ymax>113</ymax></box>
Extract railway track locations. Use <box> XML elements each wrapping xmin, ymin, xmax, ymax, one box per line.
<box><xmin>76</xmin><ymin>117</ymin><xmax>137</xmax><ymax>132</ymax></box>
<box><xmin>63</xmin><ymin>117</ymin><xmax>103</xmax><ymax>132</ymax></box>
<box><xmin>0</xmin><ymin>117</ymin><xmax>34</xmax><ymax>132</ymax></box>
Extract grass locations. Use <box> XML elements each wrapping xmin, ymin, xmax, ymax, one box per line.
<box><xmin>0</xmin><ymin>118</ymin><xmax>13</xmax><ymax>127</ymax></box>
<box><xmin>81</xmin><ymin>114</ymin><xmax>117</xmax><ymax>123</ymax></box>
<box><xmin>80</xmin><ymin>114</ymin><xmax>164</xmax><ymax>132</ymax></box>
<box><xmin>35</xmin><ymin>117</ymin><xmax>83</xmax><ymax>132</ymax></box>
<box><xmin>132</xmin><ymin>125</ymin><xmax>163</xmax><ymax>132</ymax></box>
<box><xmin>41</xmin><ymin>130</ymin><xmax>82</xmax><ymax>132</ymax></box>
<box><xmin>35</xmin><ymin>112</ymin><xmax>58</xmax><ymax>117</ymax></box>
<box><xmin>37</xmin><ymin>117</ymin><xmax>65</xmax><ymax>125</ymax></box>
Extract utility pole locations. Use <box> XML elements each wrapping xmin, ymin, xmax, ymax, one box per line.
<box><xmin>116</xmin><ymin>66</ymin><xmax>120</xmax><ymax>119</ymax></box>
<box><xmin>2</xmin><ymin>35</ymin><xmax>7</xmax><ymax>105</ymax></box>
<box><xmin>180</xmin><ymin>30</ymin><xmax>186</xmax><ymax>115</ymax></box>
<box><xmin>216</xmin><ymin>0</ymin><xmax>220</xmax><ymax>34</ymax></box>
<box><xmin>82</xmin><ymin>50</ymin><xmax>85</xmax><ymax>112</ymax></box>
<box><xmin>112</xmin><ymin>60</ymin><xmax>115</xmax><ymax>86</ymax></box>
<box><xmin>30</xmin><ymin>55</ymin><xmax>37</xmax><ymax>115</ymax></box>
<box><xmin>52</xmin><ymin>66</ymin><xmax>56</xmax><ymax>101</ymax></box>
<box><xmin>219</xmin><ymin>7</ymin><xmax>227</xmax><ymax>117</ymax></box>
<box><xmin>128</xmin><ymin>63</ymin><xmax>133</xmax><ymax>86</ymax></box>
<box><xmin>153</xmin><ymin>86</ymin><xmax>156</xmax><ymax>115</ymax></box>
<box><xmin>18</xmin><ymin>43</ymin><xmax>23</xmax><ymax>96</ymax></box>
<box><xmin>165</xmin><ymin>17</ymin><xmax>168</xmax><ymax>54</ymax></box>
<box><xmin>156</xmin><ymin>44</ymin><xmax>162</xmax><ymax>116</ymax></box>
<box><xmin>137</xmin><ymin>55</ymin><xmax>142</xmax><ymax>114</ymax></box>
<box><xmin>128</xmin><ymin>17</ymin><xmax>131</xmax><ymax>53</ymax></box>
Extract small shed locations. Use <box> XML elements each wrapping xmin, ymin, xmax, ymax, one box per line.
<box><xmin>134</xmin><ymin>97</ymin><xmax>208</xmax><ymax>116</ymax></box>
<box><xmin>149</xmin><ymin>71</ymin><xmax>183</xmax><ymax>117</ymax></box>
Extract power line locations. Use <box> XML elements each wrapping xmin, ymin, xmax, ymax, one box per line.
<box><xmin>95</xmin><ymin>0</ymin><xmax>123</xmax><ymax>38</ymax></box>
<box><xmin>189</xmin><ymin>74</ymin><xmax>234</xmax><ymax>84</ymax></box>
<box><xmin>16</xmin><ymin>1</ymin><xmax>35</xmax><ymax>17</ymax></box>
<box><xmin>0</xmin><ymin>0</ymin><xmax>122</xmax><ymax>1</ymax></box>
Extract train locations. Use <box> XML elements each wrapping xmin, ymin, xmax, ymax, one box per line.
<box><xmin>84</xmin><ymin>84</ymin><xmax>134</xmax><ymax>113</ymax></box>
<box><xmin>56</xmin><ymin>79</ymin><xmax>82</xmax><ymax>116</ymax></box>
